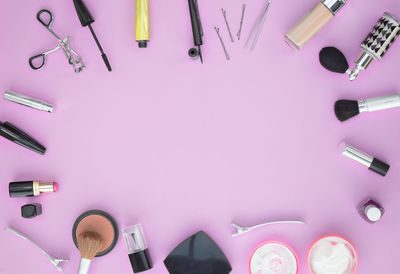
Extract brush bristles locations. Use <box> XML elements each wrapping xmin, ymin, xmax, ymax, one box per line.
<box><xmin>334</xmin><ymin>100</ymin><xmax>360</xmax><ymax>122</ymax></box>
<box><xmin>77</xmin><ymin>231</ymin><xmax>104</xmax><ymax>259</ymax></box>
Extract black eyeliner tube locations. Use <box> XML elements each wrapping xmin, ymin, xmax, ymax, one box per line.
<box><xmin>188</xmin><ymin>0</ymin><xmax>203</xmax><ymax>46</ymax></box>
<box><xmin>0</xmin><ymin>121</ymin><xmax>46</xmax><ymax>155</ymax></box>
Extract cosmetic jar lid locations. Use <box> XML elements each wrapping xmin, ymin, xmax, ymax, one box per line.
<box><xmin>365</xmin><ymin>205</ymin><xmax>382</xmax><ymax>222</ymax></box>
<box><xmin>123</xmin><ymin>224</ymin><xmax>153</xmax><ymax>273</ymax></box>
<box><xmin>322</xmin><ymin>0</ymin><xmax>346</xmax><ymax>15</ymax></box>
<box><xmin>72</xmin><ymin>209</ymin><xmax>119</xmax><ymax>257</ymax></box>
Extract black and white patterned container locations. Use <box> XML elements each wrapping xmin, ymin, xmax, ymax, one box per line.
<box><xmin>361</xmin><ymin>12</ymin><xmax>400</xmax><ymax>60</ymax></box>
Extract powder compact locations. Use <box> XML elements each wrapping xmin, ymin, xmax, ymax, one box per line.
<box><xmin>308</xmin><ymin>236</ymin><xmax>357</xmax><ymax>274</ymax></box>
<box><xmin>249</xmin><ymin>241</ymin><xmax>298</xmax><ymax>274</ymax></box>
<box><xmin>72</xmin><ymin>209</ymin><xmax>119</xmax><ymax>257</ymax></box>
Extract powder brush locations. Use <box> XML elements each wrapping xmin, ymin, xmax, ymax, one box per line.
<box><xmin>334</xmin><ymin>94</ymin><xmax>400</xmax><ymax>122</ymax></box>
<box><xmin>77</xmin><ymin>231</ymin><xmax>104</xmax><ymax>274</ymax></box>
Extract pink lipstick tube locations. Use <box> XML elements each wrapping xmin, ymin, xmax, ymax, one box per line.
<box><xmin>9</xmin><ymin>181</ymin><xmax>58</xmax><ymax>197</ymax></box>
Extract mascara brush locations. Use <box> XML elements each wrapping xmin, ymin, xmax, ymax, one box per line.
<box><xmin>335</xmin><ymin>94</ymin><xmax>400</xmax><ymax>122</ymax></box>
<box><xmin>73</xmin><ymin>0</ymin><xmax>112</xmax><ymax>71</ymax></box>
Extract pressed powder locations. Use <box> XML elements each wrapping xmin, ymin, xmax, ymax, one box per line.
<box><xmin>249</xmin><ymin>242</ymin><xmax>298</xmax><ymax>274</ymax></box>
<box><xmin>308</xmin><ymin>236</ymin><xmax>357</xmax><ymax>274</ymax></box>
<box><xmin>72</xmin><ymin>210</ymin><xmax>119</xmax><ymax>257</ymax></box>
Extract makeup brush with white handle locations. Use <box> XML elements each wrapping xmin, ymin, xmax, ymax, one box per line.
<box><xmin>77</xmin><ymin>231</ymin><xmax>103</xmax><ymax>274</ymax></box>
<box><xmin>335</xmin><ymin>94</ymin><xmax>400</xmax><ymax>121</ymax></box>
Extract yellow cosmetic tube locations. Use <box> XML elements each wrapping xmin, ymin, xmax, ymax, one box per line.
<box><xmin>136</xmin><ymin>0</ymin><xmax>149</xmax><ymax>48</ymax></box>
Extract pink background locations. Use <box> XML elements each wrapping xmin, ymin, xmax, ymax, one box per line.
<box><xmin>1</xmin><ymin>0</ymin><xmax>400</xmax><ymax>273</ymax></box>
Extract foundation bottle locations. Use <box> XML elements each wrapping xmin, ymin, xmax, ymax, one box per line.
<box><xmin>285</xmin><ymin>0</ymin><xmax>346</xmax><ymax>49</ymax></box>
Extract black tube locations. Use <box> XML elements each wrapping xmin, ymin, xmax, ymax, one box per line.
<box><xmin>0</xmin><ymin>122</ymin><xmax>46</xmax><ymax>155</ymax></box>
<box><xmin>9</xmin><ymin>181</ymin><xmax>34</xmax><ymax>197</ymax></box>
<box><xmin>188</xmin><ymin>0</ymin><xmax>203</xmax><ymax>46</ymax></box>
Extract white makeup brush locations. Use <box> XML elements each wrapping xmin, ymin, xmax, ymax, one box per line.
<box><xmin>77</xmin><ymin>231</ymin><xmax>103</xmax><ymax>274</ymax></box>
<box><xmin>334</xmin><ymin>94</ymin><xmax>400</xmax><ymax>122</ymax></box>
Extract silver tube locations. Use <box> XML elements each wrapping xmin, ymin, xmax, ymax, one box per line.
<box><xmin>358</xmin><ymin>94</ymin><xmax>400</xmax><ymax>113</ymax></box>
<box><xmin>4</xmin><ymin>90</ymin><xmax>54</xmax><ymax>113</ymax></box>
<box><xmin>342</xmin><ymin>143</ymin><xmax>373</xmax><ymax>168</ymax></box>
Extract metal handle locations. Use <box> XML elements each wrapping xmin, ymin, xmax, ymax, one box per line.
<box><xmin>364</xmin><ymin>94</ymin><xmax>400</xmax><ymax>112</ymax></box>
<box><xmin>29</xmin><ymin>53</ymin><xmax>46</xmax><ymax>70</ymax></box>
<box><xmin>29</xmin><ymin>43</ymin><xmax>62</xmax><ymax>71</ymax></box>
<box><xmin>37</xmin><ymin>9</ymin><xmax>54</xmax><ymax>28</ymax></box>
<box><xmin>5</xmin><ymin>227</ymin><xmax>69</xmax><ymax>272</ymax></box>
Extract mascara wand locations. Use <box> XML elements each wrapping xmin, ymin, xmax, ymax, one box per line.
<box><xmin>73</xmin><ymin>0</ymin><xmax>112</xmax><ymax>71</ymax></box>
<box><xmin>197</xmin><ymin>46</ymin><xmax>203</xmax><ymax>63</ymax></box>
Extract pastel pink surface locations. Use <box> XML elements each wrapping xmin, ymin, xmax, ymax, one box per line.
<box><xmin>1</xmin><ymin>0</ymin><xmax>400</xmax><ymax>274</ymax></box>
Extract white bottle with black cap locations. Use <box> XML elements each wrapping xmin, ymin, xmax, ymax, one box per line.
<box><xmin>341</xmin><ymin>143</ymin><xmax>390</xmax><ymax>176</ymax></box>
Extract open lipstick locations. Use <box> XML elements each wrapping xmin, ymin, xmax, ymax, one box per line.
<box><xmin>340</xmin><ymin>143</ymin><xmax>390</xmax><ymax>176</ymax></box>
<box><xmin>9</xmin><ymin>181</ymin><xmax>58</xmax><ymax>197</ymax></box>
